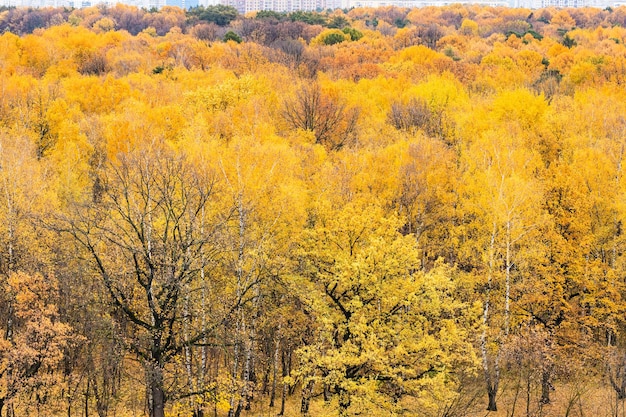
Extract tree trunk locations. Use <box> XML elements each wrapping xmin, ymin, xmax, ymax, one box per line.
<box><xmin>228</xmin><ymin>335</ymin><xmax>240</xmax><ymax>417</ymax></box>
<box><xmin>540</xmin><ymin>368</ymin><xmax>552</xmax><ymax>405</ymax></box>
<box><xmin>242</xmin><ymin>331</ymin><xmax>255</xmax><ymax>411</ymax></box>
<box><xmin>322</xmin><ymin>371</ymin><xmax>330</xmax><ymax>402</ymax></box>
<box><xmin>608</xmin><ymin>352</ymin><xmax>626</xmax><ymax>400</ymax></box>
<box><xmin>280</xmin><ymin>348</ymin><xmax>290</xmax><ymax>416</ymax></box>
<box><xmin>233</xmin><ymin>402</ymin><xmax>243</xmax><ymax>417</ymax></box>
<box><xmin>262</xmin><ymin>362</ymin><xmax>270</xmax><ymax>396</ymax></box>
<box><xmin>482</xmin><ymin>223</ymin><xmax>500</xmax><ymax>413</ymax></box>
<box><xmin>300</xmin><ymin>380</ymin><xmax>314</xmax><ymax>416</ymax></box>
<box><xmin>152</xmin><ymin>385</ymin><xmax>165</xmax><ymax>417</ymax></box>
<box><xmin>85</xmin><ymin>378</ymin><xmax>90</xmax><ymax>417</ymax></box>
<box><xmin>269</xmin><ymin>337</ymin><xmax>280</xmax><ymax>408</ymax></box>
<box><xmin>526</xmin><ymin>373</ymin><xmax>531</xmax><ymax>417</ymax></box>
<box><xmin>487</xmin><ymin>387</ymin><xmax>498</xmax><ymax>411</ymax></box>
<box><xmin>183</xmin><ymin>295</ymin><xmax>203</xmax><ymax>417</ymax></box>
<box><xmin>338</xmin><ymin>388</ymin><xmax>350</xmax><ymax>417</ymax></box>
<box><xmin>230</xmin><ymin>194</ymin><xmax>247</xmax><ymax>417</ymax></box>
<box><xmin>279</xmin><ymin>380</ymin><xmax>287</xmax><ymax>416</ymax></box>
<box><xmin>148</xmin><ymin>362</ymin><xmax>166</xmax><ymax>417</ymax></box>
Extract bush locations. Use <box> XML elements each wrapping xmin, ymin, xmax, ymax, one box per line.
<box><xmin>223</xmin><ymin>30</ymin><xmax>242</xmax><ymax>43</ymax></box>
<box><xmin>342</xmin><ymin>26</ymin><xmax>363</xmax><ymax>41</ymax></box>
<box><xmin>312</xmin><ymin>29</ymin><xmax>348</xmax><ymax>46</ymax></box>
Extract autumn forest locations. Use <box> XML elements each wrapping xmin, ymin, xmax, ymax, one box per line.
<box><xmin>2</xmin><ymin>3</ymin><xmax>626</xmax><ymax>417</ymax></box>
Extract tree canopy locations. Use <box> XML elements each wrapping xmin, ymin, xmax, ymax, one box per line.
<box><xmin>1</xmin><ymin>4</ymin><xmax>626</xmax><ymax>417</ymax></box>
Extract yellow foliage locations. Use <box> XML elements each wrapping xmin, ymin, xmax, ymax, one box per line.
<box><xmin>62</xmin><ymin>75</ymin><xmax>133</xmax><ymax>114</ymax></box>
<box><xmin>184</xmin><ymin>74</ymin><xmax>256</xmax><ymax>112</ymax></box>
<box><xmin>568</xmin><ymin>60</ymin><xmax>597</xmax><ymax>86</ymax></box>
<box><xmin>460</xmin><ymin>18</ymin><xmax>479</xmax><ymax>36</ymax></box>
<box><xmin>2</xmin><ymin>6</ymin><xmax>626</xmax><ymax>416</ymax></box>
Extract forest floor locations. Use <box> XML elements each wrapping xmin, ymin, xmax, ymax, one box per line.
<box><xmin>234</xmin><ymin>380</ymin><xmax>626</xmax><ymax>417</ymax></box>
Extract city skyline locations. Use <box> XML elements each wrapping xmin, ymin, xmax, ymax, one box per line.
<box><xmin>0</xmin><ymin>0</ymin><xmax>617</xmax><ymax>20</ymax></box>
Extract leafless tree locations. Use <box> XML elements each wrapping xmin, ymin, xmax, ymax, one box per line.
<box><xmin>282</xmin><ymin>84</ymin><xmax>359</xmax><ymax>151</ymax></box>
<box><xmin>57</xmin><ymin>147</ymin><xmax>258</xmax><ymax>417</ymax></box>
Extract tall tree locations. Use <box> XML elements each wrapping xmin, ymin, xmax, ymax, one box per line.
<box><xmin>0</xmin><ymin>127</ymin><xmax>73</xmax><ymax>417</ymax></box>
<box><xmin>58</xmin><ymin>146</ymin><xmax>248</xmax><ymax>417</ymax></box>
<box><xmin>456</xmin><ymin>90</ymin><xmax>548</xmax><ymax>411</ymax></box>
<box><xmin>294</xmin><ymin>195</ymin><xmax>476</xmax><ymax>416</ymax></box>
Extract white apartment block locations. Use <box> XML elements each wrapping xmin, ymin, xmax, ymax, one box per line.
<box><xmin>324</xmin><ymin>0</ymin><xmax>349</xmax><ymax>9</ymax></box>
<box><xmin>10</xmin><ymin>0</ymin><xmax>176</xmax><ymax>7</ymax></box>
<box><xmin>351</xmin><ymin>0</ymin><xmax>507</xmax><ymax>6</ymax></box>
<box><xmin>197</xmin><ymin>0</ymin><xmax>221</xmax><ymax>6</ymax></box>
<box><xmin>0</xmin><ymin>0</ymin><xmax>615</xmax><ymax>13</ymax></box>
<box><xmin>218</xmin><ymin>0</ymin><xmax>323</xmax><ymax>13</ymax></box>
<box><xmin>516</xmin><ymin>0</ymin><xmax>605</xmax><ymax>6</ymax></box>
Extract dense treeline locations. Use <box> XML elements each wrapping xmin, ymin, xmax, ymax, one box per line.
<box><xmin>2</xmin><ymin>3</ymin><xmax>626</xmax><ymax>417</ymax></box>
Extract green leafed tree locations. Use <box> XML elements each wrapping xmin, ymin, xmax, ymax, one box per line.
<box><xmin>188</xmin><ymin>5</ymin><xmax>238</xmax><ymax>27</ymax></box>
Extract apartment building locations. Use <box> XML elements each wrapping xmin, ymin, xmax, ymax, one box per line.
<box><xmin>0</xmin><ymin>0</ymin><xmax>613</xmax><ymax>13</ymax></box>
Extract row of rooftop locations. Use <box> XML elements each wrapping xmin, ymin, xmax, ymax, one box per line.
<box><xmin>0</xmin><ymin>0</ymin><xmax>618</xmax><ymax>20</ymax></box>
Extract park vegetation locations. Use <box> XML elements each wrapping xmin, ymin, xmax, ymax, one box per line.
<box><xmin>2</xmin><ymin>3</ymin><xmax>626</xmax><ymax>417</ymax></box>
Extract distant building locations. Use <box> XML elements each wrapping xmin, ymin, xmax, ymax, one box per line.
<box><xmin>350</xmin><ymin>0</ymin><xmax>507</xmax><ymax>6</ymax></box>
<box><xmin>516</xmin><ymin>0</ymin><xmax>604</xmax><ymax>6</ymax></box>
<box><xmin>0</xmin><ymin>0</ymin><xmax>614</xmax><ymax>12</ymax></box>
<box><xmin>165</xmin><ymin>0</ymin><xmax>198</xmax><ymax>8</ymax></box>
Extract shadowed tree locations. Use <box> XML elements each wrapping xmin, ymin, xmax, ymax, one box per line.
<box><xmin>57</xmin><ymin>147</ymin><xmax>257</xmax><ymax>417</ymax></box>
